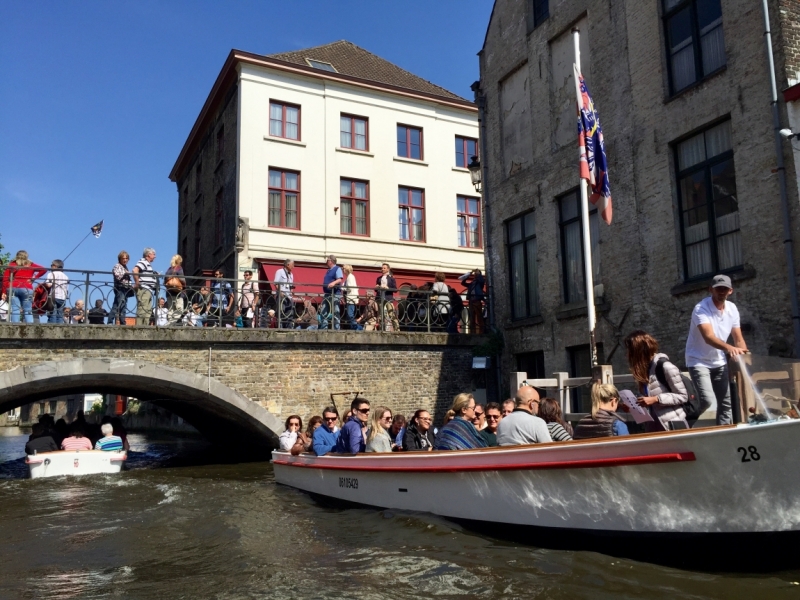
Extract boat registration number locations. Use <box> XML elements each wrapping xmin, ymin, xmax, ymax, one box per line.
<box><xmin>339</xmin><ymin>477</ymin><xmax>359</xmax><ymax>489</ymax></box>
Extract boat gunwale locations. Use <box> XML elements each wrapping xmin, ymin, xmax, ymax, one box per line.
<box><xmin>26</xmin><ymin>450</ymin><xmax>127</xmax><ymax>465</ymax></box>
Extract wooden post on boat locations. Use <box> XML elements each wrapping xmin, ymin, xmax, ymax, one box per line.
<box><xmin>592</xmin><ymin>364</ymin><xmax>613</xmax><ymax>384</ymax></box>
<box><xmin>509</xmin><ymin>372</ymin><xmax>527</xmax><ymax>400</ymax></box>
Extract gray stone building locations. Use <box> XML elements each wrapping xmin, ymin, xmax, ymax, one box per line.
<box><xmin>477</xmin><ymin>0</ymin><xmax>800</xmax><ymax>402</ymax></box>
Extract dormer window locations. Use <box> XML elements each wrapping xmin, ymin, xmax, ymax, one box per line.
<box><xmin>305</xmin><ymin>58</ymin><xmax>337</xmax><ymax>72</ymax></box>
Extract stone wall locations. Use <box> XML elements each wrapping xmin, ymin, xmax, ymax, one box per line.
<box><xmin>479</xmin><ymin>0</ymin><xmax>800</xmax><ymax>382</ymax></box>
<box><xmin>0</xmin><ymin>325</ymin><xmax>482</xmax><ymax>427</ymax></box>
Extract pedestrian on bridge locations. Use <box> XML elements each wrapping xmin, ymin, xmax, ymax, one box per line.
<box><xmin>133</xmin><ymin>248</ymin><xmax>156</xmax><ymax>326</ymax></box>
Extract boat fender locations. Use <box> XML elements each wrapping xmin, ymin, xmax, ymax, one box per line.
<box><xmin>44</xmin><ymin>458</ymin><xmax>50</xmax><ymax>466</ymax></box>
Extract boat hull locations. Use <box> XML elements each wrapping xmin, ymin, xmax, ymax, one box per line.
<box><xmin>273</xmin><ymin>420</ymin><xmax>800</xmax><ymax>537</ymax></box>
<box><xmin>27</xmin><ymin>450</ymin><xmax>126</xmax><ymax>478</ymax></box>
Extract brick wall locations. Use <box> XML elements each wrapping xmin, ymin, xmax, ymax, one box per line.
<box><xmin>479</xmin><ymin>0</ymin><xmax>800</xmax><ymax>383</ymax></box>
<box><xmin>0</xmin><ymin>326</ymin><xmax>480</xmax><ymax>427</ymax></box>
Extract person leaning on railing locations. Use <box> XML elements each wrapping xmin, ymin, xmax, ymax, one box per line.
<box><xmin>110</xmin><ymin>251</ymin><xmax>133</xmax><ymax>325</ymax></box>
<box><xmin>1</xmin><ymin>250</ymin><xmax>46</xmax><ymax>324</ymax></box>
<box><xmin>44</xmin><ymin>259</ymin><xmax>69</xmax><ymax>324</ymax></box>
<box><xmin>133</xmin><ymin>248</ymin><xmax>157</xmax><ymax>326</ymax></box>
<box><xmin>459</xmin><ymin>269</ymin><xmax>485</xmax><ymax>334</ymax></box>
<box><xmin>164</xmin><ymin>255</ymin><xmax>186</xmax><ymax>325</ymax></box>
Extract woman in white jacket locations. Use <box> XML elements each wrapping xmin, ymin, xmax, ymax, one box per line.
<box><xmin>278</xmin><ymin>415</ymin><xmax>302</xmax><ymax>451</ymax></box>
<box><xmin>625</xmin><ymin>330</ymin><xmax>689</xmax><ymax>431</ymax></box>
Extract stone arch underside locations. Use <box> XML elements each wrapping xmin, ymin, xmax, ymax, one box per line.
<box><xmin>0</xmin><ymin>358</ymin><xmax>282</xmax><ymax>453</ymax></box>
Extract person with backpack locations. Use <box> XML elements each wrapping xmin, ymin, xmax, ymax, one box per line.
<box><xmin>625</xmin><ymin>330</ymin><xmax>691</xmax><ymax>431</ymax></box>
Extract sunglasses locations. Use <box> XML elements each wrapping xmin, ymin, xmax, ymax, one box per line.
<box><xmin>289</xmin><ymin>422</ymin><xmax>300</xmax><ymax>427</ymax></box>
<box><xmin>355</xmin><ymin>408</ymin><xmax>370</xmax><ymax>414</ymax></box>
<box><xmin>381</xmin><ymin>416</ymin><xmax>392</xmax><ymax>421</ymax></box>
<box><xmin>323</xmin><ymin>416</ymin><xmax>338</xmax><ymax>422</ymax></box>
<box><xmin>486</xmin><ymin>415</ymin><xmax>500</xmax><ymax>420</ymax></box>
<box><xmin>419</xmin><ymin>417</ymin><xmax>432</xmax><ymax>422</ymax></box>
<box><xmin>473</xmin><ymin>411</ymin><xmax>484</xmax><ymax>417</ymax></box>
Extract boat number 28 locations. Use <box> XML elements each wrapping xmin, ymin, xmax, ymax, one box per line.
<box><xmin>737</xmin><ymin>446</ymin><xmax>761</xmax><ymax>463</ymax></box>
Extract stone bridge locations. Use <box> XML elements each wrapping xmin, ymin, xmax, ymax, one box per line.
<box><xmin>0</xmin><ymin>325</ymin><xmax>484</xmax><ymax>451</ymax></box>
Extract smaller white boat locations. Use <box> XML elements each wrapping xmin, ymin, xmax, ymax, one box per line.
<box><xmin>26</xmin><ymin>450</ymin><xmax>127</xmax><ymax>479</ymax></box>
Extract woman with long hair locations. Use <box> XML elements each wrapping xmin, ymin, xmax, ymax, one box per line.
<box><xmin>110</xmin><ymin>251</ymin><xmax>133</xmax><ymax>325</ymax></box>
<box><xmin>164</xmin><ymin>254</ymin><xmax>186</xmax><ymax>325</ymax></box>
<box><xmin>291</xmin><ymin>416</ymin><xmax>322</xmax><ymax>456</ymax></box>
<box><xmin>538</xmin><ymin>397</ymin><xmax>573</xmax><ymax>442</ymax></box>
<box><xmin>433</xmin><ymin>393</ymin><xmax>487</xmax><ymax>450</ymax></box>
<box><xmin>402</xmin><ymin>409</ymin><xmax>435</xmax><ymax>451</ymax></box>
<box><xmin>2</xmin><ymin>250</ymin><xmax>46</xmax><ymax>323</ymax></box>
<box><xmin>365</xmin><ymin>406</ymin><xmax>393</xmax><ymax>452</ymax></box>
<box><xmin>574</xmin><ymin>384</ymin><xmax>629</xmax><ymax>439</ymax></box>
<box><xmin>278</xmin><ymin>415</ymin><xmax>303</xmax><ymax>451</ymax></box>
<box><xmin>625</xmin><ymin>329</ymin><xmax>689</xmax><ymax>431</ymax></box>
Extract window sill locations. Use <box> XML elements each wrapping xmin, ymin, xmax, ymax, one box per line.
<box><xmin>457</xmin><ymin>246</ymin><xmax>484</xmax><ymax>253</ymax></box>
<box><xmin>669</xmin><ymin>265</ymin><xmax>755</xmax><ymax>296</ymax></box>
<box><xmin>263</xmin><ymin>135</ymin><xmax>306</xmax><ymax>147</ymax></box>
<box><xmin>452</xmin><ymin>167</ymin><xmax>470</xmax><ymax>173</ymax></box>
<box><xmin>664</xmin><ymin>65</ymin><xmax>727</xmax><ymax>104</ymax></box>
<box><xmin>556</xmin><ymin>300</ymin><xmax>611</xmax><ymax>321</ymax></box>
<box><xmin>336</xmin><ymin>147</ymin><xmax>374</xmax><ymax>157</ymax></box>
<box><xmin>393</xmin><ymin>156</ymin><xmax>428</xmax><ymax>167</ymax></box>
<box><xmin>505</xmin><ymin>315</ymin><xmax>544</xmax><ymax>329</ymax></box>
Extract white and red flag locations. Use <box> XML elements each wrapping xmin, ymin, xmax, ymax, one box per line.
<box><xmin>574</xmin><ymin>65</ymin><xmax>612</xmax><ymax>225</ymax></box>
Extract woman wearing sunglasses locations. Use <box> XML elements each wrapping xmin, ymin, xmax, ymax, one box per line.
<box><xmin>291</xmin><ymin>416</ymin><xmax>323</xmax><ymax>456</ymax></box>
<box><xmin>402</xmin><ymin>409</ymin><xmax>435</xmax><ymax>451</ymax></box>
<box><xmin>365</xmin><ymin>407</ymin><xmax>393</xmax><ymax>452</ymax></box>
<box><xmin>279</xmin><ymin>415</ymin><xmax>303</xmax><ymax>451</ymax></box>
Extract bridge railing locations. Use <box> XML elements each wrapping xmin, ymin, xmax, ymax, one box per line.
<box><xmin>0</xmin><ymin>268</ymin><xmax>486</xmax><ymax>333</ymax></box>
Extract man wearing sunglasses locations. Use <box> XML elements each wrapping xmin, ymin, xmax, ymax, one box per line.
<box><xmin>336</xmin><ymin>398</ymin><xmax>370</xmax><ymax>454</ymax></box>
<box><xmin>479</xmin><ymin>402</ymin><xmax>503</xmax><ymax>447</ymax></box>
<box><xmin>312</xmin><ymin>406</ymin><xmax>341</xmax><ymax>456</ymax></box>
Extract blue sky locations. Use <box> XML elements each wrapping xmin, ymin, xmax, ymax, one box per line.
<box><xmin>0</xmin><ymin>0</ymin><xmax>492</xmax><ymax>273</ymax></box>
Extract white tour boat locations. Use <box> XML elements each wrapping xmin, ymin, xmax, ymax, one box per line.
<box><xmin>273</xmin><ymin>419</ymin><xmax>800</xmax><ymax>569</ymax></box>
<box><xmin>26</xmin><ymin>450</ymin><xmax>127</xmax><ymax>479</ymax></box>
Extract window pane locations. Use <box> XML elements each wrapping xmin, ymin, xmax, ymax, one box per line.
<box><xmin>510</xmin><ymin>243</ymin><xmax>526</xmax><ymax>319</ymax></box>
<box><xmin>341</xmin><ymin>128</ymin><xmax>351</xmax><ymax>148</ymax></box>
<box><xmin>410</xmin><ymin>128</ymin><xmax>421</xmax><ymax>159</ymax></box>
<box><xmin>704</xmin><ymin>121</ymin><xmax>732</xmax><ymax>158</ymax></box>
<box><xmin>341</xmin><ymin>116</ymin><xmax>351</xmax><ymax>134</ymax></box>
<box><xmin>560</xmin><ymin>193</ymin><xmax>579</xmax><ymax>222</ymax></box>
<box><xmin>717</xmin><ymin>231</ymin><xmax>742</xmax><ymax>270</ymax></box>
<box><xmin>269</xmin><ymin>170</ymin><xmax>282</xmax><ymax>188</ymax></box>
<box><xmin>589</xmin><ymin>211</ymin><xmax>600</xmax><ymax>280</ymax></box>
<box><xmin>469</xmin><ymin>198</ymin><xmax>480</xmax><ymax>215</ymax></box>
<box><xmin>411</xmin><ymin>189</ymin><xmax>423</xmax><ymax>207</ymax></box>
<box><xmin>526</xmin><ymin>237</ymin><xmax>539</xmax><ymax>315</ymax></box>
<box><xmin>710</xmin><ymin>158</ymin><xmax>738</xmax><ymax>216</ymax></box>
<box><xmin>354</xmin><ymin>119</ymin><xmax>366</xmax><ymax>136</ymax></box>
<box><xmin>285</xmin><ymin>194</ymin><xmax>297</xmax><ymax>228</ymax></box>
<box><xmin>270</xmin><ymin>104</ymin><xmax>283</xmax><ymax>137</ymax></box>
<box><xmin>563</xmin><ymin>220</ymin><xmax>584</xmax><ymax>302</ymax></box>
<box><xmin>284</xmin><ymin>172</ymin><xmax>298</xmax><ymax>190</ymax></box>
<box><xmin>468</xmin><ymin>216</ymin><xmax>480</xmax><ymax>247</ymax></box>
<box><xmin>467</xmin><ymin>139</ymin><xmax>477</xmax><ymax>158</ymax></box>
<box><xmin>341</xmin><ymin>179</ymin><xmax>351</xmax><ymax>196</ymax></box>
<box><xmin>697</xmin><ymin>0</ymin><xmax>723</xmax><ymax>30</ymax></box>
<box><xmin>356</xmin><ymin>201</ymin><xmax>367</xmax><ymax>219</ymax></box>
<box><xmin>524</xmin><ymin>211</ymin><xmax>535</xmax><ymax>236</ymax></box>
<box><xmin>286</xmin><ymin>106</ymin><xmax>298</xmax><ymax>124</ymax></box>
<box><xmin>285</xmin><ymin>122</ymin><xmax>298</xmax><ymax>140</ymax></box>
<box><xmin>269</xmin><ymin>192</ymin><xmax>282</xmax><ymax>226</ymax></box>
<box><xmin>412</xmin><ymin>208</ymin><xmax>424</xmax><ymax>240</ymax></box>
<box><xmin>397</xmin><ymin>126</ymin><xmax>407</xmax><ymax>156</ymax></box>
<box><xmin>458</xmin><ymin>215</ymin><xmax>466</xmax><ymax>247</ymax></box>
<box><xmin>399</xmin><ymin>207</ymin><xmax>409</xmax><ymax>239</ymax></box>
<box><xmin>668</xmin><ymin>8</ymin><xmax>696</xmax><ymax>92</ymax></box>
<box><xmin>457</xmin><ymin>196</ymin><xmax>466</xmax><ymax>213</ymax></box>
<box><xmin>701</xmin><ymin>25</ymin><xmax>726</xmax><ymax>75</ymax></box>
<box><xmin>341</xmin><ymin>200</ymin><xmax>352</xmax><ymax>234</ymax></box>
<box><xmin>508</xmin><ymin>217</ymin><xmax>522</xmax><ymax>243</ymax></box>
<box><xmin>678</xmin><ymin>132</ymin><xmax>706</xmax><ymax>171</ymax></box>
<box><xmin>354</xmin><ymin>182</ymin><xmax>367</xmax><ymax>198</ymax></box>
<box><xmin>398</xmin><ymin>188</ymin><xmax>407</xmax><ymax>205</ymax></box>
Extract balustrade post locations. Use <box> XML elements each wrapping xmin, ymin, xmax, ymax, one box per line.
<box><xmin>8</xmin><ymin>271</ymin><xmax>14</xmax><ymax>323</ymax></box>
<box><xmin>426</xmin><ymin>292</ymin><xmax>431</xmax><ymax>333</ymax></box>
<box><xmin>83</xmin><ymin>272</ymin><xmax>90</xmax><ymax>326</ymax></box>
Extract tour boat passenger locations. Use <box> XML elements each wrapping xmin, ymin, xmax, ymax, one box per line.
<box><xmin>496</xmin><ymin>386</ymin><xmax>552</xmax><ymax>446</ymax></box>
<box><xmin>312</xmin><ymin>406</ymin><xmax>341</xmax><ymax>456</ymax></box>
<box><xmin>61</xmin><ymin>425</ymin><xmax>93</xmax><ymax>451</ymax></box>
<box><xmin>573</xmin><ymin>383</ymin><xmax>630</xmax><ymax>439</ymax></box>
<box><xmin>501</xmin><ymin>399</ymin><xmax>515</xmax><ymax>417</ymax></box>
<box><xmin>336</xmin><ymin>398</ymin><xmax>370</xmax><ymax>454</ymax></box>
<box><xmin>279</xmin><ymin>415</ymin><xmax>303</xmax><ymax>452</ymax></box>
<box><xmin>478</xmin><ymin>402</ymin><xmax>503</xmax><ymax>447</ymax></box>
<box><xmin>388</xmin><ymin>414</ymin><xmax>405</xmax><ymax>450</ymax></box>
<box><xmin>25</xmin><ymin>423</ymin><xmax>58</xmax><ymax>455</ymax></box>
<box><xmin>291</xmin><ymin>416</ymin><xmax>322</xmax><ymax>455</ymax></box>
<box><xmin>95</xmin><ymin>423</ymin><xmax>124</xmax><ymax>451</ymax></box>
<box><xmin>433</xmin><ymin>393</ymin><xmax>488</xmax><ymax>451</ymax></box>
<box><xmin>402</xmin><ymin>410</ymin><xmax>435</xmax><ymax>451</ymax></box>
<box><xmin>471</xmin><ymin>404</ymin><xmax>487</xmax><ymax>431</ymax></box>
<box><xmin>538</xmin><ymin>398</ymin><xmax>573</xmax><ymax>442</ymax></box>
<box><xmin>365</xmin><ymin>407</ymin><xmax>393</xmax><ymax>452</ymax></box>
<box><xmin>625</xmin><ymin>330</ymin><xmax>689</xmax><ymax>431</ymax></box>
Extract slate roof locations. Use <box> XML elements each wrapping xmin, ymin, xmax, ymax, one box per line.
<box><xmin>268</xmin><ymin>40</ymin><xmax>468</xmax><ymax>102</ymax></box>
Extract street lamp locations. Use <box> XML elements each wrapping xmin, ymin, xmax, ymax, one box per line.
<box><xmin>467</xmin><ymin>155</ymin><xmax>482</xmax><ymax>193</ymax></box>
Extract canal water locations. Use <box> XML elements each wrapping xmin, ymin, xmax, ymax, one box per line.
<box><xmin>1</xmin><ymin>427</ymin><xmax>798</xmax><ymax>599</ymax></box>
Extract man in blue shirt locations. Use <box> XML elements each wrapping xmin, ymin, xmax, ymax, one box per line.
<box><xmin>209</xmin><ymin>269</ymin><xmax>234</xmax><ymax>327</ymax></box>
<box><xmin>319</xmin><ymin>255</ymin><xmax>343</xmax><ymax>330</ymax></box>
<box><xmin>336</xmin><ymin>398</ymin><xmax>370</xmax><ymax>454</ymax></box>
<box><xmin>312</xmin><ymin>407</ymin><xmax>341</xmax><ymax>456</ymax></box>
<box><xmin>95</xmin><ymin>423</ymin><xmax>124</xmax><ymax>451</ymax></box>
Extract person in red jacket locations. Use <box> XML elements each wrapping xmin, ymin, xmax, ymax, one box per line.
<box><xmin>1</xmin><ymin>250</ymin><xmax>46</xmax><ymax>323</ymax></box>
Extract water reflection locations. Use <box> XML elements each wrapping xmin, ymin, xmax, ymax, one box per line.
<box><xmin>0</xmin><ymin>430</ymin><xmax>799</xmax><ymax>598</ymax></box>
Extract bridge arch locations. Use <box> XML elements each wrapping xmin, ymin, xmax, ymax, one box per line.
<box><xmin>0</xmin><ymin>358</ymin><xmax>282</xmax><ymax>453</ymax></box>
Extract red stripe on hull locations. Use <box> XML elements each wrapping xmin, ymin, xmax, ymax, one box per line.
<box><xmin>273</xmin><ymin>452</ymin><xmax>696</xmax><ymax>472</ymax></box>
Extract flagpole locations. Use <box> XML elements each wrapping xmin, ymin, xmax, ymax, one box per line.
<box><xmin>62</xmin><ymin>232</ymin><xmax>91</xmax><ymax>264</ymax></box>
<box><xmin>573</xmin><ymin>27</ymin><xmax>598</xmax><ymax>367</ymax></box>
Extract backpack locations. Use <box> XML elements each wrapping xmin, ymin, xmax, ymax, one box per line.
<box><xmin>654</xmin><ymin>357</ymin><xmax>702</xmax><ymax>422</ymax></box>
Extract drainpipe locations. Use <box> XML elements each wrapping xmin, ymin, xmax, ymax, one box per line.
<box><xmin>762</xmin><ymin>0</ymin><xmax>800</xmax><ymax>358</ymax></box>
<box><xmin>471</xmin><ymin>80</ymin><xmax>502</xmax><ymax>401</ymax></box>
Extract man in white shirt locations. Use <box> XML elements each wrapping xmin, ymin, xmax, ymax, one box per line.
<box><xmin>274</xmin><ymin>259</ymin><xmax>294</xmax><ymax>329</ymax></box>
<box><xmin>44</xmin><ymin>259</ymin><xmax>69</xmax><ymax>323</ymax></box>
<box><xmin>496</xmin><ymin>385</ymin><xmax>552</xmax><ymax>446</ymax></box>
<box><xmin>685</xmin><ymin>274</ymin><xmax>748</xmax><ymax>425</ymax></box>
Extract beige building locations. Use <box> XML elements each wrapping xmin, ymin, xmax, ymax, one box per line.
<box><xmin>170</xmin><ymin>41</ymin><xmax>484</xmax><ymax>292</ymax></box>
<box><xmin>478</xmin><ymin>0</ymin><xmax>800</xmax><ymax>404</ymax></box>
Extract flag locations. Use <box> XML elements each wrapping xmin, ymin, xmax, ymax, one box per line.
<box><xmin>91</xmin><ymin>220</ymin><xmax>104</xmax><ymax>238</ymax></box>
<box><xmin>574</xmin><ymin>65</ymin><xmax>612</xmax><ymax>225</ymax></box>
